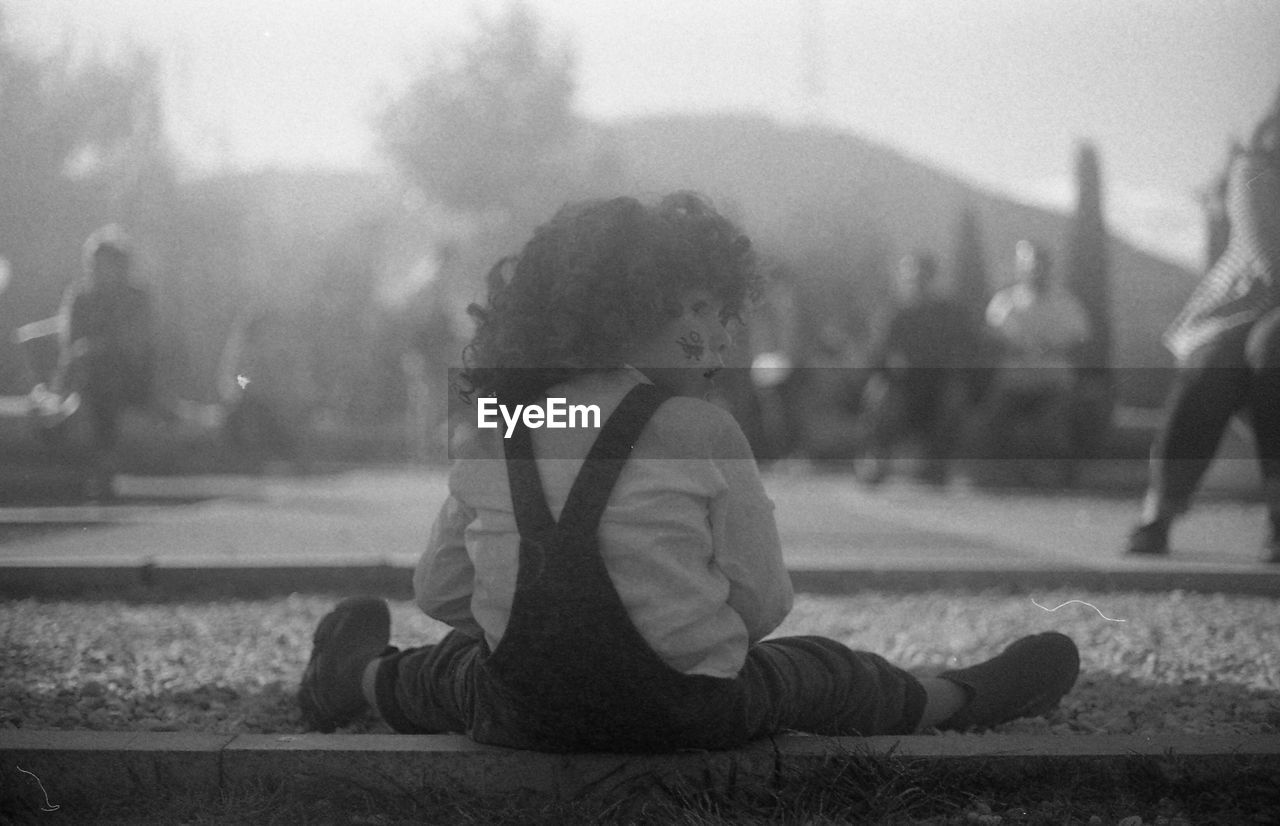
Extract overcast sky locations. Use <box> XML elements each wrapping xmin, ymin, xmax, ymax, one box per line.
<box><xmin>7</xmin><ymin>0</ymin><xmax>1280</xmax><ymax>268</ymax></box>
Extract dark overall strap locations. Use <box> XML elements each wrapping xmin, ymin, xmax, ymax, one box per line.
<box><xmin>502</xmin><ymin>425</ymin><xmax>555</xmax><ymax>537</ymax></box>
<box><xmin>482</xmin><ymin>382</ymin><xmax>745</xmax><ymax>752</ymax></box>
<box><xmin>503</xmin><ymin>383</ymin><xmax>669</xmax><ymax>541</ymax></box>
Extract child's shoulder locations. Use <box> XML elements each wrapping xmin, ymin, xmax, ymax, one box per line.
<box><xmin>651</xmin><ymin>393</ymin><xmax>736</xmax><ymax>423</ymax></box>
<box><xmin>643</xmin><ymin>395</ymin><xmax>751</xmax><ymax>459</ymax></box>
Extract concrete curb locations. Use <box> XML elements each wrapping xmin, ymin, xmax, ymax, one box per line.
<box><xmin>3</xmin><ymin>731</ymin><xmax>1277</xmax><ymax>805</ymax></box>
<box><xmin>3</xmin><ymin>562</ymin><xmax>1280</xmax><ymax>598</ymax></box>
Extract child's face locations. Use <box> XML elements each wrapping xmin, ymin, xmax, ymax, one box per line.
<box><xmin>626</xmin><ymin>290</ymin><xmax>733</xmax><ymax>398</ymax></box>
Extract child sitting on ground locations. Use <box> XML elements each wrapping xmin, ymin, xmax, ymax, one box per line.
<box><xmin>298</xmin><ymin>193</ymin><xmax>1080</xmax><ymax>750</ymax></box>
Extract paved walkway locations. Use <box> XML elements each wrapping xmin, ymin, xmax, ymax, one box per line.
<box><xmin>1</xmin><ymin>465</ymin><xmax>1277</xmax><ymax>594</ymax></box>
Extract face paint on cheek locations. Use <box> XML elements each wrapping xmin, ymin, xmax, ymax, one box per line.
<box><xmin>676</xmin><ymin>330</ymin><xmax>705</xmax><ymax>361</ymax></box>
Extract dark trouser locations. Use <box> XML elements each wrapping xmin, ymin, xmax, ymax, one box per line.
<box><xmin>80</xmin><ymin>352</ymin><xmax>152</xmax><ymax>452</ymax></box>
<box><xmin>225</xmin><ymin>396</ymin><xmax>300</xmax><ymax>460</ymax></box>
<box><xmin>373</xmin><ymin>630</ymin><xmax>927</xmax><ymax>743</ymax></box>
<box><xmin>1146</xmin><ymin>307</ymin><xmax>1280</xmax><ymax>521</ymax></box>
<box><xmin>983</xmin><ymin>383</ymin><xmax>1074</xmax><ymax>460</ymax></box>
<box><xmin>865</xmin><ymin>370</ymin><xmax>967</xmax><ymax>478</ymax></box>
<box><xmin>83</xmin><ymin>396</ymin><xmax>125</xmax><ymax>452</ymax></box>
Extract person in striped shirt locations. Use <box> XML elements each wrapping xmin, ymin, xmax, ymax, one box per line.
<box><xmin>1127</xmin><ymin>91</ymin><xmax>1280</xmax><ymax>561</ymax></box>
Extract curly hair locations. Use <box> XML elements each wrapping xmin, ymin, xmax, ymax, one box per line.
<box><xmin>460</xmin><ymin>192</ymin><xmax>759</xmax><ymax>404</ymax></box>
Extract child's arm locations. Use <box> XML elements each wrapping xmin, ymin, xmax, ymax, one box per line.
<box><xmin>707</xmin><ymin>410</ymin><xmax>794</xmax><ymax>642</ymax></box>
<box><xmin>413</xmin><ymin>495</ymin><xmax>484</xmax><ymax>638</ymax></box>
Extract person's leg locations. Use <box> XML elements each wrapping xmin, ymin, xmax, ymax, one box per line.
<box><xmin>1069</xmin><ymin>368</ymin><xmax>1114</xmax><ymax>463</ymax></box>
<box><xmin>1129</xmin><ymin>329</ymin><xmax>1251</xmax><ymax>554</ymax></box>
<box><xmin>996</xmin><ymin>386</ymin><xmax>1058</xmax><ymax>484</ymax></box>
<box><xmin>1041</xmin><ymin>384</ymin><xmax>1082</xmax><ymax>486</ymax></box>
<box><xmin>739</xmin><ymin>635</ymin><xmax>928</xmax><ymax>737</ymax></box>
<box><xmin>981</xmin><ymin>383</ymin><xmax>1037</xmax><ymax>463</ymax></box>
<box><xmin>1245</xmin><ymin>308</ymin><xmax>1280</xmax><ymax>559</ymax></box>
<box><xmin>256</xmin><ymin>403</ymin><xmax>299</xmax><ymax>463</ymax></box>
<box><xmin>856</xmin><ymin>375</ymin><xmax>905</xmax><ymax>484</ymax></box>
<box><xmin>916</xmin><ymin>372</ymin><xmax>957</xmax><ymax>485</ymax></box>
<box><xmin>738</xmin><ymin>631</ymin><xmax>1079</xmax><ymax>737</ymax></box>
<box><xmin>85</xmin><ymin>397</ymin><xmax>120</xmax><ymax>454</ymax></box>
<box><xmin>81</xmin><ymin>384</ymin><xmax>122</xmax><ymax>500</ymax></box>
<box><xmin>299</xmin><ymin>598</ymin><xmax>482</xmax><ymax>734</ymax></box>
<box><xmin>368</xmin><ymin>631</ymin><xmax>480</xmax><ymax>734</ymax></box>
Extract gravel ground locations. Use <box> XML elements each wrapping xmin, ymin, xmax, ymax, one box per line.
<box><xmin>2</xmin><ymin>589</ymin><xmax>1277</xmax><ymax>736</ymax></box>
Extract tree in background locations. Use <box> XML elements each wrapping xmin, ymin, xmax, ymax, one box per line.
<box><xmin>375</xmin><ymin>2</ymin><xmax>581</xmax><ymax>217</ymax></box>
<box><xmin>949</xmin><ymin>205</ymin><xmax>990</xmax><ymax>325</ymax></box>
<box><xmin>0</xmin><ymin>9</ymin><xmax>173</xmax><ymax>250</ymax></box>
<box><xmin>1063</xmin><ymin>141</ymin><xmax>1112</xmax><ymax>370</ymax></box>
<box><xmin>1063</xmin><ymin>141</ymin><xmax>1115</xmax><ymax>461</ymax></box>
<box><xmin>372</xmin><ymin>1</ymin><xmax>619</xmax><ymax>455</ymax></box>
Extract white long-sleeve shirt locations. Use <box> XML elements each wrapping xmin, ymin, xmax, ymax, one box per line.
<box><xmin>986</xmin><ymin>283</ymin><xmax>1091</xmax><ymax>388</ymax></box>
<box><xmin>414</xmin><ymin>367</ymin><xmax>793</xmax><ymax>678</ymax></box>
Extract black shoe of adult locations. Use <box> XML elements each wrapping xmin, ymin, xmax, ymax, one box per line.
<box><xmin>1125</xmin><ymin>519</ymin><xmax>1170</xmax><ymax>556</ymax></box>
<box><xmin>936</xmin><ymin>632</ymin><xmax>1080</xmax><ymax>731</ymax></box>
<box><xmin>1265</xmin><ymin>535</ymin><xmax>1280</xmax><ymax>564</ymax></box>
<box><xmin>298</xmin><ymin>596</ymin><xmax>391</xmax><ymax>733</ymax></box>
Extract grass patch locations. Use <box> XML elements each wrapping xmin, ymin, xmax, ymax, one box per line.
<box><xmin>8</xmin><ymin>591</ymin><xmax>1278</xmax><ymax>737</ymax></box>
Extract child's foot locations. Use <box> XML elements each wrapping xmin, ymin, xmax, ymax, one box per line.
<box><xmin>298</xmin><ymin>596</ymin><xmax>391</xmax><ymax>732</ymax></box>
<box><xmin>935</xmin><ymin>632</ymin><xmax>1079</xmax><ymax>731</ymax></box>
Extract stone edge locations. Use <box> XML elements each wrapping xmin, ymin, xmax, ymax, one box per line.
<box><xmin>2</xmin><ymin>731</ymin><xmax>1277</xmax><ymax>805</ymax></box>
<box><xmin>2</xmin><ymin>563</ymin><xmax>1279</xmax><ymax>598</ymax></box>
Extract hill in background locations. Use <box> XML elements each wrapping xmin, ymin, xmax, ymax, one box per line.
<box><xmin>604</xmin><ymin>114</ymin><xmax>1200</xmax><ymax>405</ymax></box>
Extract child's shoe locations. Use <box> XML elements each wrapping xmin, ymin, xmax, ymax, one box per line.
<box><xmin>298</xmin><ymin>596</ymin><xmax>391</xmax><ymax>732</ymax></box>
<box><xmin>936</xmin><ymin>632</ymin><xmax>1080</xmax><ymax>730</ymax></box>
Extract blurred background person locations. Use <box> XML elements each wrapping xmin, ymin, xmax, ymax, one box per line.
<box><xmin>856</xmin><ymin>252</ymin><xmax>982</xmax><ymax>485</ymax></box>
<box><xmin>54</xmin><ymin>225</ymin><xmax>156</xmax><ymax>497</ymax></box>
<box><xmin>218</xmin><ymin>308</ymin><xmax>319</xmax><ymax>473</ymax></box>
<box><xmin>744</xmin><ymin>269</ymin><xmax>805</xmax><ymax>464</ymax></box>
<box><xmin>978</xmin><ymin>240</ymin><xmax>1091</xmax><ymax>484</ymax></box>
<box><xmin>1127</xmin><ymin>91</ymin><xmax>1280</xmax><ymax>561</ymax></box>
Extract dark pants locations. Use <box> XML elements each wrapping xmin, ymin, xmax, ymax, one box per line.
<box><xmin>224</xmin><ymin>396</ymin><xmax>301</xmax><ymax>461</ymax></box>
<box><xmin>79</xmin><ymin>350</ymin><xmax>152</xmax><ymax>452</ymax></box>
<box><xmin>373</xmin><ymin>630</ymin><xmax>927</xmax><ymax>744</ymax></box>
<box><xmin>862</xmin><ymin>370</ymin><xmax>967</xmax><ymax>481</ymax></box>
<box><xmin>983</xmin><ymin>383</ymin><xmax>1075</xmax><ymax>460</ymax></box>
<box><xmin>1146</xmin><ymin>307</ymin><xmax>1280</xmax><ymax>519</ymax></box>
